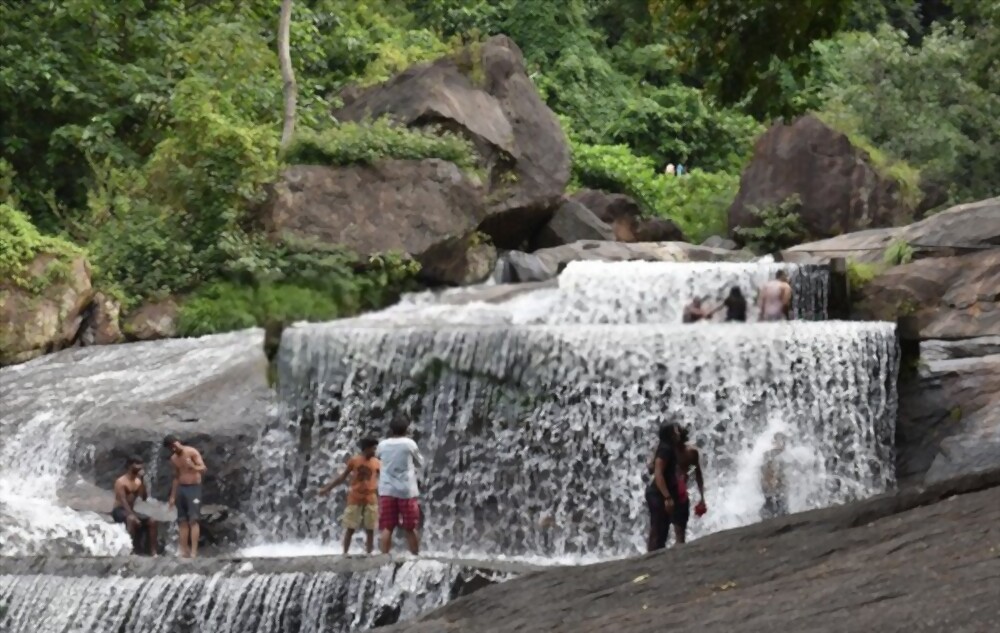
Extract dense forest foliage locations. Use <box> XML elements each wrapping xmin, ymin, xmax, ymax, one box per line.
<box><xmin>1</xmin><ymin>0</ymin><xmax>997</xmax><ymax>333</ymax></box>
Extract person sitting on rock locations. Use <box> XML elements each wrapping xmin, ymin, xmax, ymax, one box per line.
<box><xmin>318</xmin><ymin>437</ymin><xmax>381</xmax><ymax>555</ymax></box>
<box><xmin>682</xmin><ymin>297</ymin><xmax>724</xmax><ymax>323</ymax></box>
<box><xmin>164</xmin><ymin>434</ymin><xmax>207</xmax><ymax>558</ymax></box>
<box><xmin>376</xmin><ymin>418</ymin><xmax>424</xmax><ymax>555</ymax></box>
<box><xmin>112</xmin><ymin>456</ymin><xmax>158</xmax><ymax>556</ymax></box>
<box><xmin>758</xmin><ymin>271</ymin><xmax>793</xmax><ymax>321</ymax></box>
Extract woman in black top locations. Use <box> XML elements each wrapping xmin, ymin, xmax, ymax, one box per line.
<box><xmin>724</xmin><ymin>287</ymin><xmax>747</xmax><ymax>322</ymax></box>
<box><xmin>645</xmin><ymin>422</ymin><xmax>682</xmax><ymax>551</ymax></box>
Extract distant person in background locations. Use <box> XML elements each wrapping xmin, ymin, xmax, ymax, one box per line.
<box><xmin>112</xmin><ymin>456</ymin><xmax>157</xmax><ymax>556</ymax></box>
<box><xmin>758</xmin><ymin>270</ymin><xmax>793</xmax><ymax>321</ymax></box>
<box><xmin>377</xmin><ymin>419</ymin><xmax>424</xmax><ymax>555</ymax></box>
<box><xmin>677</xmin><ymin>164</ymin><xmax>686</xmax><ymax>176</ymax></box>
<box><xmin>760</xmin><ymin>433</ymin><xmax>790</xmax><ymax>520</ymax></box>
<box><xmin>646</xmin><ymin>423</ymin><xmax>681</xmax><ymax>551</ymax></box>
<box><xmin>318</xmin><ymin>437</ymin><xmax>381</xmax><ymax>555</ymax></box>
<box><xmin>723</xmin><ymin>287</ymin><xmax>748</xmax><ymax>322</ymax></box>
<box><xmin>682</xmin><ymin>297</ymin><xmax>724</xmax><ymax>323</ymax></box>
<box><xmin>673</xmin><ymin>427</ymin><xmax>706</xmax><ymax>544</ymax></box>
<box><xmin>664</xmin><ymin>163</ymin><xmax>676</xmax><ymax>176</ymax></box>
<box><xmin>164</xmin><ymin>435</ymin><xmax>207</xmax><ymax>558</ymax></box>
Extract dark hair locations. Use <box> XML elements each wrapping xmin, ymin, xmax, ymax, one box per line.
<box><xmin>658</xmin><ymin>422</ymin><xmax>679</xmax><ymax>447</ymax></box>
<box><xmin>776</xmin><ymin>270</ymin><xmax>789</xmax><ymax>281</ymax></box>
<box><xmin>389</xmin><ymin>418</ymin><xmax>409</xmax><ymax>437</ymax></box>
<box><xmin>126</xmin><ymin>455</ymin><xmax>144</xmax><ymax>468</ymax></box>
<box><xmin>729</xmin><ymin>286</ymin><xmax>744</xmax><ymax>299</ymax></box>
<box><xmin>679</xmin><ymin>426</ymin><xmax>690</xmax><ymax>444</ymax></box>
<box><xmin>162</xmin><ymin>434</ymin><xmax>180</xmax><ymax>448</ymax></box>
<box><xmin>359</xmin><ymin>437</ymin><xmax>378</xmax><ymax>451</ymax></box>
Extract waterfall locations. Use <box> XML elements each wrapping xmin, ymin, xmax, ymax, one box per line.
<box><xmin>251</xmin><ymin>320</ymin><xmax>898</xmax><ymax>558</ymax></box>
<box><xmin>0</xmin><ymin>560</ymin><xmax>510</xmax><ymax>633</ymax></box>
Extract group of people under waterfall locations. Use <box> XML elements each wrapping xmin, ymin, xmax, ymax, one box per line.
<box><xmin>111</xmin><ymin>420</ymin><xmax>425</xmax><ymax>558</ymax></box>
<box><xmin>682</xmin><ymin>270</ymin><xmax>793</xmax><ymax>323</ymax></box>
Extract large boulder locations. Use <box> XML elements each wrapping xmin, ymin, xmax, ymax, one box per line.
<box><xmin>0</xmin><ymin>253</ymin><xmax>93</xmax><ymax>365</ymax></box>
<box><xmin>123</xmin><ymin>298</ymin><xmax>180</xmax><ymax>341</ymax></box>
<box><xmin>853</xmin><ymin>250</ymin><xmax>1000</xmax><ymax>340</ymax></box>
<box><xmin>569</xmin><ymin>189</ymin><xmax>642</xmax><ymax>224</ymax></box>
<box><xmin>78</xmin><ymin>291</ymin><xmax>124</xmax><ymax>346</ymax></box>
<box><xmin>530</xmin><ymin>199</ymin><xmax>614</xmax><ymax>250</ymax></box>
<box><xmin>262</xmin><ymin>161</ymin><xmax>486</xmax><ymax>286</ymax></box>
<box><xmin>335</xmin><ymin>36</ymin><xmax>570</xmax><ymax>248</ymax></box>
<box><xmin>729</xmin><ymin>115</ymin><xmax>913</xmax><ymax>242</ymax></box>
<box><xmin>784</xmin><ymin>197</ymin><xmax>1000</xmax><ymax>264</ymax></box>
<box><xmin>568</xmin><ymin>189</ymin><xmax>688</xmax><ymax>243</ymax></box>
<box><xmin>503</xmin><ymin>240</ymin><xmax>754</xmax><ymax>283</ymax></box>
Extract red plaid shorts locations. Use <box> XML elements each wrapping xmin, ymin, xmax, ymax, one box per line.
<box><xmin>378</xmin><ymin>496</ymin><xmax>420</xmax><ymax>531</ymax></box>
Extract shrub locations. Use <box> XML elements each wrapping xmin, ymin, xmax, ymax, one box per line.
<box><xmin>284</xmin><ymin>120</ymin><xmax>476</xmax><ymax>169</ymax></box>
<box><xmin>0</xmin><ymin>203</ymin><xmax>82</xmax><ymax>289</ymax></box>
<box><xmin>847</xmin><ymin>260</ymin><xmax>880</xmax><ymax>293</ymax></box>
<box><xmin>883</xmin><ymin>239</ymin><xmax>915</xmax><ymax>266</ymax></box>
<box><xmin>735</xmin><ymin>195</ymin><xmax>808</xmax><ymax>254</ymax></box>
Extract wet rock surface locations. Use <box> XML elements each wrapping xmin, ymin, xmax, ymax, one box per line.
<box><xmin>392</xmin><ymin>469</ymin><xmax>1000</xmax><ymax>633</ymax></box>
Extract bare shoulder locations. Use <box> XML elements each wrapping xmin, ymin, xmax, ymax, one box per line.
<box><xmin>185</xmin><ymin>446</ymin><xmax>204</xmax><ymax>460</ymax></box>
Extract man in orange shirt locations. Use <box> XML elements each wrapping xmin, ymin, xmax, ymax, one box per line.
<box><xmin>319</xmin><ymin>437</ymin><xmax>381</xmax><ymax>554</ymax></box>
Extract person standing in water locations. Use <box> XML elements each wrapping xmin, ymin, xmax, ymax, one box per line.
<box><xmin>377</xmin><ymin>419</ymin><xmax>424</xmax><ymax>555</ymax></box>
<box><xmin>163</xmin><ymin>435</ymin><xmax>207</xmax><ymax>558</ymax></box>
<box><xmin>673</xmin><ymin>427</ymin><xmax>706</xmax><ymax>544</ymax></box>
<box><xmin>112</xmin><ymin>456</ymin><xmax>158</xmax><ymax>556</ymax></box>
<box><xmin>760</xmin><ymin>433</ymin><xmax>790</xmax><ymax>520</ymax></box>
<box><xmin>646</xmin><ymin>423</ymin><xmax>681</xmax><ymax>551</ymax></box>
<box><xmin>758</xmin><ymin>270</ymin><xmax>793</xmax><ymax>321</ymax></box>
<box><xmin>318</xmin><ymin>437</ymin><xmax>381</xmax><ymax>555</ymax></box>
<box><xmin>682</xmin><ymin>297</ymin><xmax>724</xmax><ymax>323</ymax></box>
<box><xmin>723</xmin><ymin>287</ymin><xmax>748</xmax><ymax>322</ymax></box>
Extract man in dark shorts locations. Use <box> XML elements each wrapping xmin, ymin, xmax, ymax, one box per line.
<box><xmin>673</xmin><ymin>426</ymin><xmax>706</xmax><ymax>544</ymax></box>
<box><xmin>645</xmin><ymin>422</ymin><xmax>681</xmax><ymax>551</ymax></box>
<box><xmin>164</xmin><ymin>434</ymin><xmax>207</xmax><ymax>558</ymax></box>
<box><xmin>112</xmin><ymin>456</ymin><xmax>157</xmax><ymax>555</ymax></box>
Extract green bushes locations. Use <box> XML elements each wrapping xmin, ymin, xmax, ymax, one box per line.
<box><xmin>570</xmin><ymin>140</ymin><xmax>738</xmax><ymax>243</ymax></box>
<box><xmin>847</xmin><ymin>260</ymin><xmax>879</xmax><ymax>293</ymax></box>
<box><xmin>734</xmin><ymin>195</ymin><xmax>807</xmax><ymax>254</ymax></box>
<box><xmin>284</xmin><ymin>121</ymin><xmax>476</xmax><ymax>169</ymax></box>
<box><xmin>883</xmin><ymin>239</ymin><xmax>915</xmax><ymax>266</ymax></box>
<box><xmin>0</xmin><ymin>202</ymin><xmax>81</xmax><ymax>289</ymax></box>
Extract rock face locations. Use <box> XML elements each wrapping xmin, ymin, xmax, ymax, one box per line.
<box><xmin>503</xmin><ymin>240</ymin><xmax>754</xmax><ymax>283</ymax></box>
<box><xmin>784</xmin><ymin>196</ymin><xmax>1000</xmax><ymax>264</ymax></box>
<box><xmin>0</xmin><ymin>253</ymin><xmax>93</xmax><ymax>365</ymax></box>
<box><xmin>569</xmin><ymin>189</ymin><xmax>687</xmax><ymax>243</ymax></box>
<box><xmin>79</xmin><ymin>291</ymin><xmax>124</xmax><ymax>346</ymax></box>
<box><xmin>392</xmin><ymin>469</ymin><xmax>1000</xmax><ymax>633</ymax></box>
<box><xmin>264</xmin><ymin>161</ymin><xmax>485</xmax><ymax>286</ymax></box>
<box><xmin>729</xmin><ymin>115</ymin><xmax>912</xmax><ymax>242</ymax></box>
<box><xmin>335</xmin><ymin>36</ymin><xmax>570</xmax><ymax>249</ymax></box>
<box><xmin>570</xmin><ymin>189</ymin><xmax>642</xmax><ymax>224</ymax></box>
<box><xmin>123</xmin><ymin>298</ymin><xmax>180</xmax><ymax>341</ymax></box>
<box><xmin>530</xmin><ymin>199</ymin><xmax>614</xmax><ymax>250</ymax></box>
<box><xmin>853</xmin><ymin>250</ymin><xmax>1000</xmax><ymax>340</ymax></box>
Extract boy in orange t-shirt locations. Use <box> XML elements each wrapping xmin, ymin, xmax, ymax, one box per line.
<box><xmin>318</xmin><ymin>437</ymin><xmax>381</xmax><ymax>554</ymax></box>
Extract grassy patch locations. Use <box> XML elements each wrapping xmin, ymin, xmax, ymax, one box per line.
<box><xmin>283</xmin><ymin>120</ymin><xmax>476</xmax><ymax>170</ymax></box>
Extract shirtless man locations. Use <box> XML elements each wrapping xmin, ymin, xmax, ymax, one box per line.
<box><xmin>758</xmin><ymin>270</ymin><xmax>793</xmax><ymax>321</ymax></box>
<box><xmin>682</xmin><ymin>297</ymin><xmax>723</xmax><ymax>323</ymax></box>
<box><xmin>112</xmin><ymin>456</ymin><xmax>157</xmax><ymax>555</ymax></box>
<box><xmin>163</xmin><ymin>435</ymin><xmax>207</xmax><ymax>558</ymax></box>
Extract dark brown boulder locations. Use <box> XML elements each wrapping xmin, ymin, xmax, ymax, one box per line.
<box><xmin>334</xmin><ymin>36</ymin><xmax>570</xmax><ymax>249</ymax></box>
<box><xmin>530</xmin><ymin>199</ymin><xmax>614</xmax><ymax>250</ymax></box>
<box><xmin>262</xmin><ymin>161</ymin><xmax>487</xmax><ymax>286</ymax></box>
<box><xmin>729</xmin><ymin>115</ymin><xmax>913</xmax><ymax>242</ymax></box>
<box><xmin>853</xmin><ymin>250</ymin><xmax>1000</xmax><ymax>340</ymax></box>
<box><xmin>632</xmin><ymin>217</ymin><xmax>687</xmax><ymax>243</ymax></box>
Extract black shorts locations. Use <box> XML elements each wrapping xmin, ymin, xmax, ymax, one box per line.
<box><xmin>111</xmin><ymin>507</ymin><xmax>150</xmax><ymax>525</ymax></box>
<box><xmin>176</xmin><ymin>484</ymin><xmax>203</xmax><ymax>523</ymax></box>
<box><xmin>673</xmin><ymin>499</ymin><xmax>691</xmax><ymax>528</ymax></box>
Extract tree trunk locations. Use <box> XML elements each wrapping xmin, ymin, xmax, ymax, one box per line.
<box><xmin>278</xmin><ymin>0</ymin><xmax>297</xmax><ymax>148</ymax></box>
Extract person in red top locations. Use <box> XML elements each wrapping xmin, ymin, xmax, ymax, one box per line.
<box><xmin>318</xmin><ymin>437</ymin><xmax>381</xmax><ymax>554</ymax></box>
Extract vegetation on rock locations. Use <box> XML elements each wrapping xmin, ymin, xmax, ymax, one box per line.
<box><xmin>2</xmin><ymin>0</ymin><xmax>997</xmax><ymax>341</ymax></box>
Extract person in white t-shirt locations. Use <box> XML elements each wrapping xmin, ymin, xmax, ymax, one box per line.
<box><xmin>376</xmin><ymin>419</ymin><xmax>424</xmax><ymax>554</ymax></box>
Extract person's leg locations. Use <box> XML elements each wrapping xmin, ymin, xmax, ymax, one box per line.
<box><xmin>363</xmin><ymin>504</ymin><xmax>377</xmax><ymax>554</ymax></box>
<box><xmin>342</xmin><ymin>504</ymin><xmax>362</xmax><ymax>554</ymax></box>
<box><xmin>645</xmin><ymin>490</ymin><xmax>666</xmax><ymax>552</ymax></box>
<box><xmin>673</xmin><ymin>501</ymin><xmax>690</xmax><ymax>545</ymax></box>
<box><xmin>146</xmin><ymin>518</ymin><xmax>158</xmax><ymax>556</ymax></box>
<box><xmin>178</xmin><ymin>521</ymin><xmax>191</xmax><ymax>558</ymax></box>
<box><xmin>189</xmin><ymin>520</ymin><xmax>200</xmax><ymax>558</ymax></box>
<box><xmin>378</xmin><ymin>496</ymin><xmax>398</xmax><ymax>554</ymax></box>
<box><xmin>186</xmin><ymin>485</ymin><xmax>202</xmax><ymax>558</ymax></box>
<box><xmin>364</xmin><ymin>530</ymin><xmax>375</xmax><ymax>554</ymax></box>
<box><xmin>400</xmin><ymin>499</ymin><xmax>420</xmax><ymax>555</ymax></box>
<box><xmin>342</xmin><ymin>529</ymin><xmax>356</xmax><ymax>555</ymax></box>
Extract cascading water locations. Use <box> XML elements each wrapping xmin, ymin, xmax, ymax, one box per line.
<box><xmin>0</xmin><ymin>559</ymin><xmax>512</xmax><ymax>633</ymax></box>
<box><xmin>251</xmin><ymin>319</ymin><xmax>898</xmax><ymax>558</ymax></box>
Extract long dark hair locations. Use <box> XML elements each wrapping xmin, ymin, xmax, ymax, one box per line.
<box><xmin>648</xmin><ymin>423</ymin><xmax>680</xmax><ymax>474</ymax></box>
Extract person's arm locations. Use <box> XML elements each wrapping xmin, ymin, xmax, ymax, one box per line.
<box><xmin>758</xmin><ymin>290</ymin><xmax>766</xmax><ymax>319</ymax></box>
<box><xmin>113</xmin><ymin>479</ymin><xmax>136</xmax><ymax>518</ymax></box>
<box><xmin>187</xmin><ymin>448</ymin><xmax>207</xmax><ymax>474</ymax></box>
<box><xmin>783</xmin><ymin>285</ymin><xmax>793</xmax><ymax>319</ymax></box>
<box><xmin>318</xmin><ymin>460</ymin><xmax>353</xmax><ymax>496</ymax></box>
<box><xmin>693</xmin><ymin>449</ymin><xmax>705</xmax><ymax>501</ymax></box>
<box><xmin>654</xmin><ymin>457</ymin><xmax>674</xmax><ymax>510</ymax></box>
<box><xmin>410</xmin><ymin>440</ymin><xmax>424</xmax><ymax>469</ymax></box>
<box><xmin>138</xmin><ymin>472</ymin><xmax>149</xmax><ymax>502</ymax></box>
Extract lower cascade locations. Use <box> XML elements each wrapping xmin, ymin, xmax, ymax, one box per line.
<box><xmin>251</xmin><ymin>320</ymin><xmax>898</xmax><ymax>558</ymax></box>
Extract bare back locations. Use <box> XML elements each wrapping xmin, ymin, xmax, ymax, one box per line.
<box><xmin>171</xmin><ymin>446</ymin><xmax>206</xmax><ymax>485</ymax></box>
<box><xmin>760</xmin><ymin>280</ymin><xmax>792</xmax><ymax>320</ymax></box>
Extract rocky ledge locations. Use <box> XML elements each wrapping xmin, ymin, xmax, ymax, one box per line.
<box><xmin>391</xmin><ymin>468</ymin><xmax>1000</xmax><ymax>633</ymax></box>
